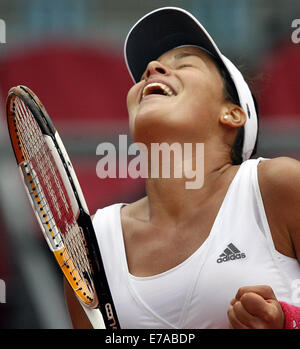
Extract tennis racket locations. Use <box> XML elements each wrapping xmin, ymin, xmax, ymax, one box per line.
<box><xmin>6</xmin><ymin>85</ymin><xmax>120</xmax><ymax>329</ymax></box>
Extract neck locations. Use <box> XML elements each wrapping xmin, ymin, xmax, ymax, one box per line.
<box><xmin>143</xmin><ymin>144</ymin><xmax>235</xmax><ymax>226</ymax></box>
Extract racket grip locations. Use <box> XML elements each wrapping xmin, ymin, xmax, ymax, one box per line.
<box><xmin>80</xmin><ymin>304</ymin><xmax>106</xmax><ymax>329</ymax></box>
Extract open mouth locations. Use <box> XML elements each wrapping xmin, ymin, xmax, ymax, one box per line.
<box><xmin>142</xmin><ymin>82</ymin><xmax>175</xmax><ymax>99</ymax></box>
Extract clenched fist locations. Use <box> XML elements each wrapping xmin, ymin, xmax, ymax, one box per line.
<box><xmin>227</xmin><ymin>285</ymin><xmax>285</xmax><ymax>329</ymax></box>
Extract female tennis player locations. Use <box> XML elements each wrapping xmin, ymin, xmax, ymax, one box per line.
<box><xmin>65</xmin><ymin>7</ymin><xmax>300</xmax><ymax>329</ymax></box>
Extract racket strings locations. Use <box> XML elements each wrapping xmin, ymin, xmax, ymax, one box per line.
<box><xmin>12</xmin><ymin>102</ymin><xmax>30</xmax><ymax>162</ymax></box>
<box><xmin>15</xmin><ymin>97</ymin><xmax>68</xmax><ymax>237</ymax></box>
<box><xmin>15</xmin><ymin>98</ymin><xmax>43</xmax><ymax>159</ymax></box>
<box><xmin>63</xmin><ymin>224</ymin><xmax>93</xmax><ymax>287</ymax></box>
<box><xmin>13</xmin><ymin>96</ymin><xmax>94</xmax><ymax>301</ymax></box>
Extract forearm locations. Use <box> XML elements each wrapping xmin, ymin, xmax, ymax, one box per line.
<box><xmin>64</xmin><ymin>278</ymin><xmax>93</xmax><ymax>329</ymax></box>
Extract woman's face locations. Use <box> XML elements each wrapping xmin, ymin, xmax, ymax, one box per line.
<box><xmin>127</xmin><ymin>45</ymin><xmax>227</xmax><ymax>145</ymax></box>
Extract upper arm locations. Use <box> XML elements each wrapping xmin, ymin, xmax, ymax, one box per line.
<box><xmin>258</xmin><ymin>157</ymin><xmax>300</xmax><ymax>261</ymax></box>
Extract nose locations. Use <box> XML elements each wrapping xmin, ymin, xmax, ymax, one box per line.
<box><xmin>144</xmin><ymin>61</ymin><xmax>170</xmax><ymax>79</ymax></box>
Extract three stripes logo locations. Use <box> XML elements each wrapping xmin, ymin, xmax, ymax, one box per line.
<box><xmin>217</xmin><ymin>243</ymin><xmax>246</xmax><ymax>264</ymax></box>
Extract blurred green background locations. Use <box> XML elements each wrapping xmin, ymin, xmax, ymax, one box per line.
<box><xmin>0</xmin><ymin>0</ymin><xmax>300</xmax><ymax>328</ymax></box>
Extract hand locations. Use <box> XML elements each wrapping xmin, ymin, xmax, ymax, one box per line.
<box><xmin>227</xmin><ymin>285</ymin><xmax>285</xmax><ymax>329</ymax></box>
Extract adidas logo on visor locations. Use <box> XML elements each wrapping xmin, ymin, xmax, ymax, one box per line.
<box><xmin>216</xmin><ymin>243</ymin><xmax>246</xmax><ymax>263</ymax></box>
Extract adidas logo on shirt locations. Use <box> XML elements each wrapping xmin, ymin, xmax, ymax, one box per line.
<box><xmin>216</xmin><ymin>243</ymin><xmax>246</xmax><ymax>263</ymax></box>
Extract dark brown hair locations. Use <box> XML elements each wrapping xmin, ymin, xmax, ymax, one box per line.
<box><xmin>218</xmin><ymin>65</ymin><xmax>259</xmax><ymax>165</ymax></box>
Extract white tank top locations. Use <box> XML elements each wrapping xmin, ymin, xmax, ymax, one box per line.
<box><xmin>93</xmin><ymin>157</ymin><xmax>300</xmax><ymax>328</ymax></box>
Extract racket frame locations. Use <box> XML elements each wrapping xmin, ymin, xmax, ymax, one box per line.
<box><xmin>7</xmin><ymin>85</ymin><xmax>120</xmax><ymax>329</ymax></box>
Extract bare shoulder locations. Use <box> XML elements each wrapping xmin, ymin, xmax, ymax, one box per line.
<box><xmin>121</xmin><ymin>197</ymin><xmax>149</xmax><ymax>249</ymax></box>
<box><xmin>121</xmin><ymin>196</ymin><xmax>148</xmax><ymax>221</ymax></box>
<box><xmin>91</xmin><ymin>197</ymin><xmax>147</xmax><ymax>222</ymax></box>
<box><xmin>258</xmin><ymin>157</ymin><xmax>300</xmax><ymax>258</ymax></box>
<box><xmin>258</xmin><ymin>156</ymin><xmax>300</xmax><ymax>195</ymax></box>
<box><xmin>259</xmin><ymin>156</ymin><xmax>300</xmax><ymax>176</ymax></box>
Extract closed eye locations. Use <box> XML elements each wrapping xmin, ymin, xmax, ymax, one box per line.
<box><xmin>177</xmin><ymin>64</ymin><xmax>193</xmax><ymax>69</ymax></box>
<box><xmin>174</xmin><ymin>52</ymin><xmax>205</xmax><ymax>71</ymax></box>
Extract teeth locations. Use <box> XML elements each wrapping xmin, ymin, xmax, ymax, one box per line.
<box><xmin>142</xmin><ymin>82</ymin><xmax>174</xmax><ymax>98</ymax></box>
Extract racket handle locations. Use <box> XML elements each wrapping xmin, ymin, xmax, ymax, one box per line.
<box><xmin>80</xmin><ymin>304</ymin><xmax>106</xmax><ymax>329</ymax></box>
